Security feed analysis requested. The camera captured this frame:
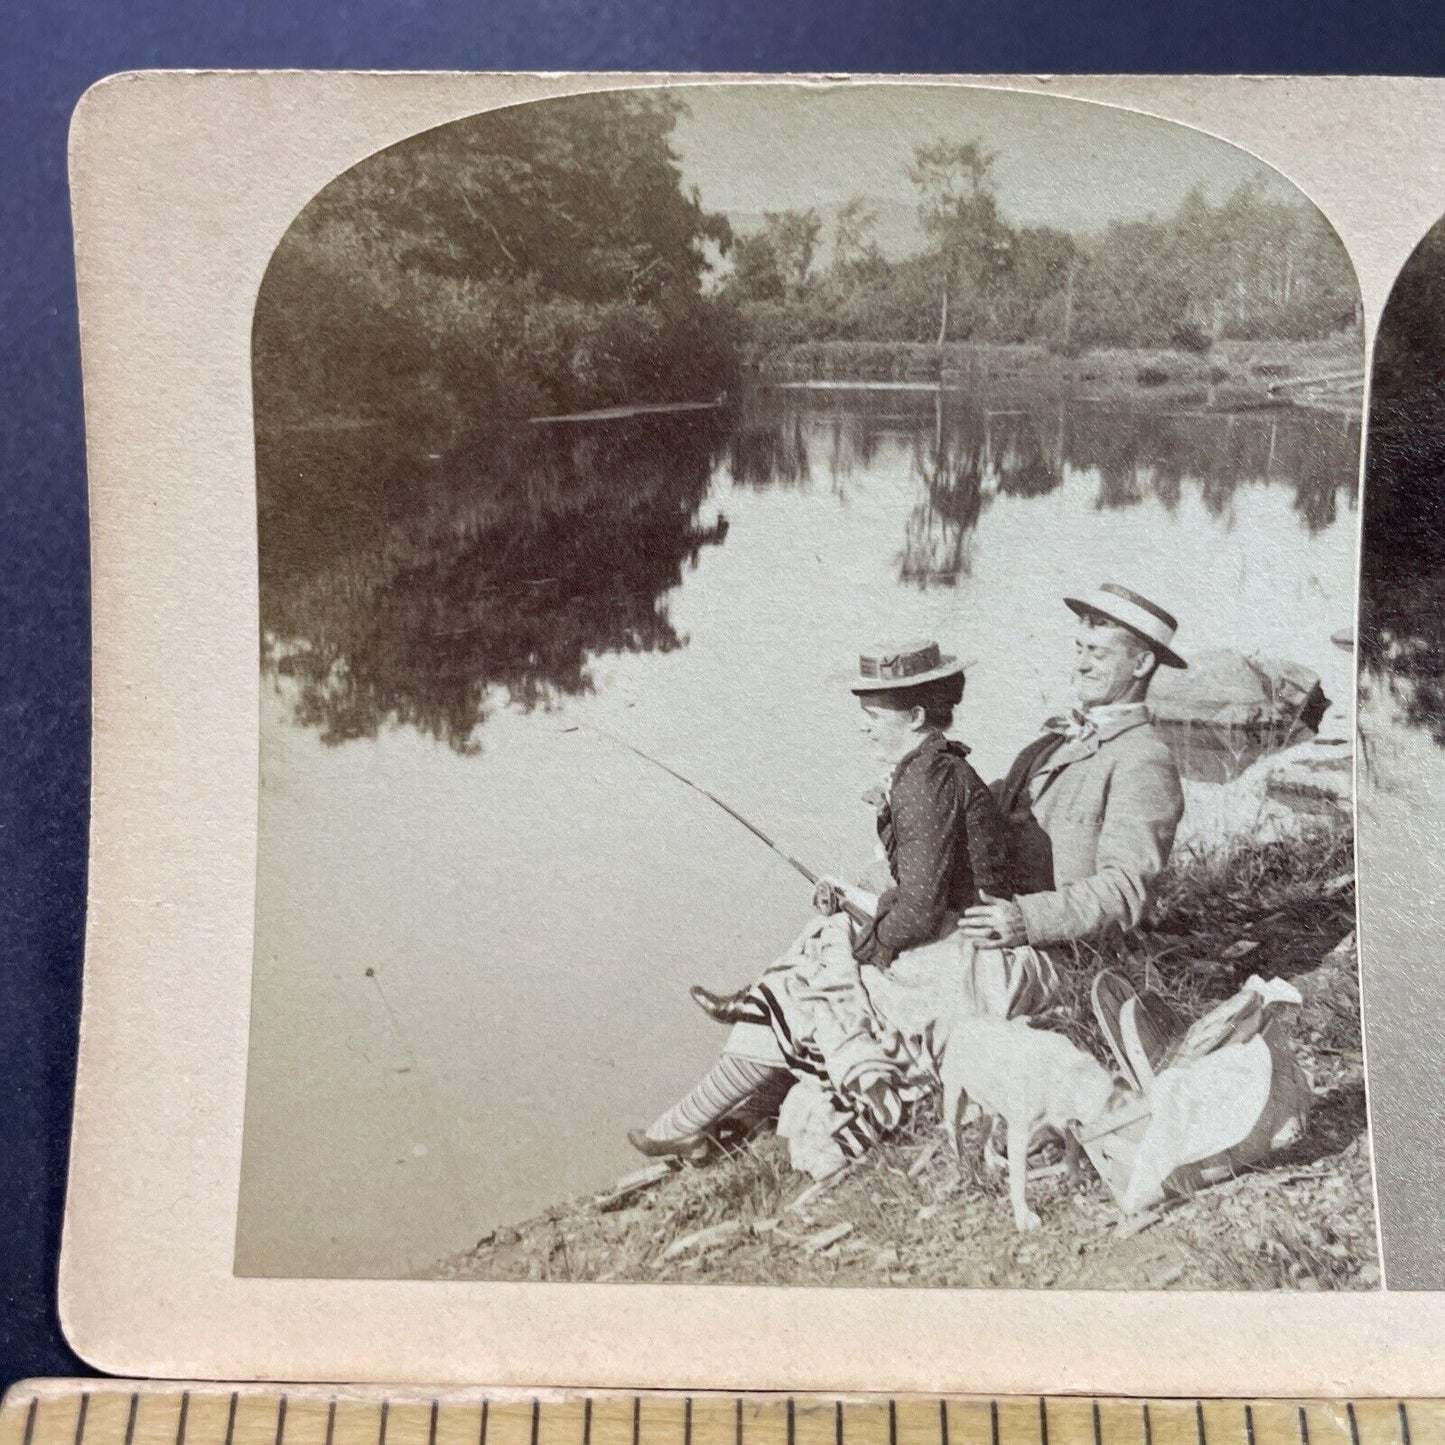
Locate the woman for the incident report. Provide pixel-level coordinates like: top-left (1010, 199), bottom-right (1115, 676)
top-left (629, 640), bottom-right (1054, 1165)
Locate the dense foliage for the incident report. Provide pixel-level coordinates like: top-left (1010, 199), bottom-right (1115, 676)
top-left (255, 91), bottom-right (739, 449)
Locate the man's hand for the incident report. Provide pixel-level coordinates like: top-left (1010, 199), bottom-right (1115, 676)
top-left (960, 891), bottom-right (1028, 948)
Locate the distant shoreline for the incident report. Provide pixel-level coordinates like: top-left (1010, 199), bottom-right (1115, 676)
top-left (752, 334), bottom-right (1363, 412)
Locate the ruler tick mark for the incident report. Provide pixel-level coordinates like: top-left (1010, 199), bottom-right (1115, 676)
top-left (1348, 1405), bottom-right (1361, 1445)
top-left (993, 1401), bottom-right (1002, 1445)
top-left (633, 1397), bottom-right (641, 1445)
top-left (326, 1402), bottom-right (337, 1445)
top-left (1297, 1409), bottom-right (1310, 1445)
top-left (123, 1396), bottom-right (138, 1445)
top-left (429, 1401), bottom-right (438, 1445)
top-left (583, 1399), bottom-right (592, 1445)
top-left (73, 1396), bottom-right (89, 1445)
top-left (1399, 1404), bottom-right (1412, 1445)
top-left (737, 1399), bottom-right (744, 1445)
top-left (1196, 1403), bottom-right (1208, 1445)
top-left (277, 1397), bottom-right (289, 1445)
top-left (1245, 1406), bottom-right (1256, 1445)
top-left (531, 1400), bottom-right (540, 1445)
top-left (685, 1399), bottom-right (693, 1445)
top-left (22, 1399), bottom-right (38, 1445)
top-left (481, 1400), bottom-right (489, 1445)
top-left (225, 1394), bottom-right (240, 1445)
top-left (1143, 1405), bottom-right (1152, 1445)
top-left (177, 1393), bottom-right (191, 1445)
top-left (1091, 1402), bottom-right (1101, 1445)
top-left (380, 1400), bottom-right (390, 1445)
top-left (940, 1399), bottom-right (949, 1445)
top-left (1040, 1399), bottom-right (1049, 1445)
top-left (789, 1400), bottom-right (796, 1445)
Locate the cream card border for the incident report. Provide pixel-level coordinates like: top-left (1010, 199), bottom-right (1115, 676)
top-left (63, 71), bottom-right (1441, 1390)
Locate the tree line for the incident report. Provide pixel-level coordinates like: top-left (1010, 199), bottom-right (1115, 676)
top-left (725, 142), bottom-right (1359, 359)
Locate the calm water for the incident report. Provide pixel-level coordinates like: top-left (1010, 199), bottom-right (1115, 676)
top-left (237, 385), bottom-right (1360, 1277)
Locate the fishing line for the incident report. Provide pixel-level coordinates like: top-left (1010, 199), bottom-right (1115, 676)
top-left (561, 720), bottom-right (872, 928)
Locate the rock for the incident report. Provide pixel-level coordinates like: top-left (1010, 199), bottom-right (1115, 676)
top-left (788, 1169), bottom-right (850, 1214)
top-left (1115, 1208), bottom-right (1164, 1240)
top-left (1151, 649), bottom-right (1327, 734)
top-left (803, 1222), bottom-right (854, 1255)
top-left (908, 1140), bottom-right (941, 1178)
top-left (595, 1162), bottom-right (674, 1211)
top-left (874, 1245), bottom-right (900, 1269)
top-left (660, 1221), bottom-right (743, 1263)
top-left (1262, 739), bottom-right (1352, 819)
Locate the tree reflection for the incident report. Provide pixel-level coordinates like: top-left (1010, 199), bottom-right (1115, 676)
top-left (262, 413), bottom-right (731, 750)
top-left (1360, 216), bottom-right (1445, 743)
top-left (899, 393), bottom-right (987, 587)
top-left (727, 408), bottom-right (811, 489)
top-left (989, 410), bottom-right (1063, 500)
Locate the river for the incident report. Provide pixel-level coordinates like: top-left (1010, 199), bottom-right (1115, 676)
top-left (236, 383), bottom-right (1360, 1278)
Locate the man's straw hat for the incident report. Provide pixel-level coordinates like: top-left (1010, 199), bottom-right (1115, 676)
top-left (1064, 583), bottom-right (1188, 670)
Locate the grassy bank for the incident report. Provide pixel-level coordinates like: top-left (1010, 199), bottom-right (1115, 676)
top-left (438, 821), bottom-right (1374, 1289)
top-left (755, 334), bottom-right (1361, 409)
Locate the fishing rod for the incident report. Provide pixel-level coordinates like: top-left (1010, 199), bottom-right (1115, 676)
top-left (565, 721), bottom-right (873, 929)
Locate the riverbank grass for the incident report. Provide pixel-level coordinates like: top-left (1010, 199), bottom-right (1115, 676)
top-left (439, 818), bottom-right (1371, 1290)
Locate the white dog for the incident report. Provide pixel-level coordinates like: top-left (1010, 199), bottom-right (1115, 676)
top-left (939, 1015), bottom-right (1119, 1232)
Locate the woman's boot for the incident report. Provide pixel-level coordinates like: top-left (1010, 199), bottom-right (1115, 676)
top-left (688, 983), bottom-right (757, 1025)
top-left (629, 1052), bottom-right (791, 1159)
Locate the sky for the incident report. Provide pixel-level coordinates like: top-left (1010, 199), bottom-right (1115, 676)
top-left (668, 83), bottom-right (1307, 257)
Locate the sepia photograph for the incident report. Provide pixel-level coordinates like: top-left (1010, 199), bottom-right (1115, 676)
top-left (1356, 210), bottom-right (1445, 1289)
top-left (233, 83), bottom-right (1376, 1289)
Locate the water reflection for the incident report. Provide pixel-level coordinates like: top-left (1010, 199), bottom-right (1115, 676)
top-left (1360, 418), bottom-right (1445, 744)
top-left (901, 394), bottom-right (989, 587)
top-left (261, 414), bottom-right (732, 750)
top-left (260, 386), bottom-right (1359, 750)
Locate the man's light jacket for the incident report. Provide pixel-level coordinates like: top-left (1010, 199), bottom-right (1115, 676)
top-left (999, 702), bottom-right (1186, 948)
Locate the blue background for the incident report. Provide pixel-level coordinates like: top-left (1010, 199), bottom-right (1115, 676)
top-left (5, 0), bottom-right (1445, 1386)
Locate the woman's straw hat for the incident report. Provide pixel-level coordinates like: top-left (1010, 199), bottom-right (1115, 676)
top-left (850, 640), bottom-right (966, 694)
top-left (1064, 583), bottom-right (1187, 670)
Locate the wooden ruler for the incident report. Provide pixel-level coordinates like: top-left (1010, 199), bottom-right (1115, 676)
top-left (0, 1386), bottom-right (1439, 1445)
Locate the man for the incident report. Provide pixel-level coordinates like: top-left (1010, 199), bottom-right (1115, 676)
top-left (960, 582), bottom-right (1187, 953)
